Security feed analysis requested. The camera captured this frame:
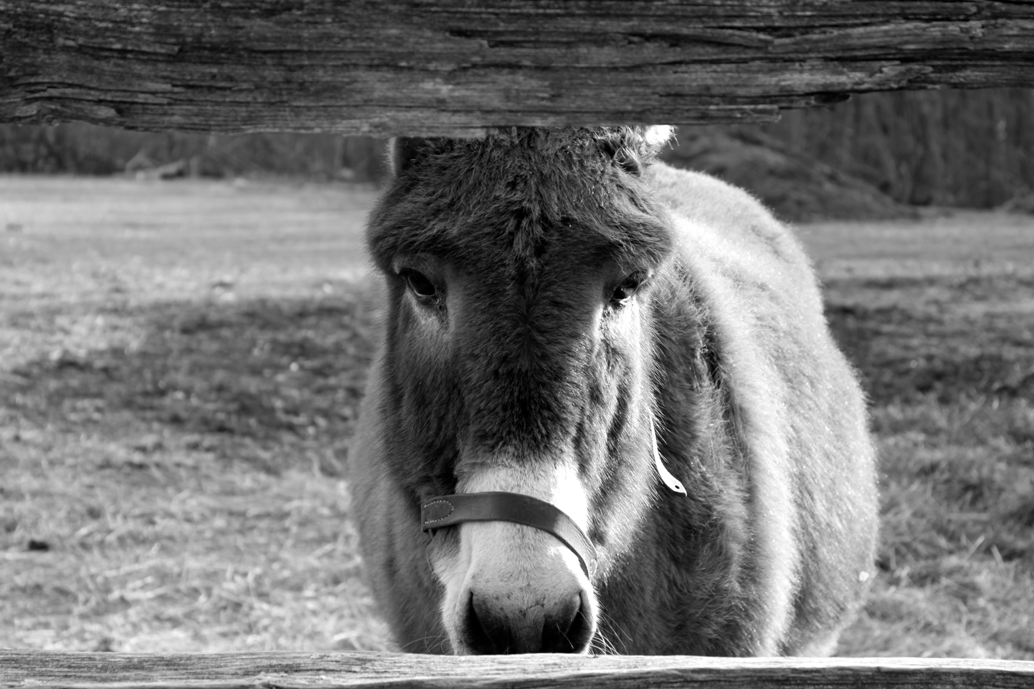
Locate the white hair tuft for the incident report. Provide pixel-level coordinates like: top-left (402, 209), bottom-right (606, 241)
top-left (644, 125), bottom-right (675, 150)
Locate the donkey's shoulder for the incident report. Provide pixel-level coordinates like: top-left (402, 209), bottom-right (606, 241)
top-left (646, 162), bottom-right (820, 310)
top-left (647, 162), bottom-right (805, 260)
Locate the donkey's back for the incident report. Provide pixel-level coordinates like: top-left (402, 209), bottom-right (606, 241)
top-left (639, 163), bottom-right (877, 655)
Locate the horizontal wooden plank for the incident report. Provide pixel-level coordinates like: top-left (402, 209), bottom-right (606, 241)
top-left (3, 1), bottom-right (1034, 134)
top-left (2, 651), bottom-right (1034, 689)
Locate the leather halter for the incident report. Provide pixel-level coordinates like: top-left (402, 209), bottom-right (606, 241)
top-left (421, 492), bottom-right (598, 578)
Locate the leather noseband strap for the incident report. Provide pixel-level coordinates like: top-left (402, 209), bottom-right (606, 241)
top-left (421, 492), bottom-right (598, 578)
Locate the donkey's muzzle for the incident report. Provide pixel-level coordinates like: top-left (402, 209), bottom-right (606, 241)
top-left (464, 589), bottom-right (592, 654)
top-left (420, 491), bottom-right (598, 578)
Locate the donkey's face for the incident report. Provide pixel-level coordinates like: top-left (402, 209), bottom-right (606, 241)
top-left (366, 128), bottom-right (674, 654)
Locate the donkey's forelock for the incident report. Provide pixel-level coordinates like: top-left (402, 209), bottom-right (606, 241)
top-left (388, 126), bottom-right (674, 178)
top-left (369, 127), bottom-right (676, 281)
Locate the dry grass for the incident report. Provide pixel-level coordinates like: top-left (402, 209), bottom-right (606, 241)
top-left (1, 177), bottom-right (389, 652)
top-left (803, 212), bottom-right (1034, 659)
top-left (2, 178), bottom-right (1033, 658)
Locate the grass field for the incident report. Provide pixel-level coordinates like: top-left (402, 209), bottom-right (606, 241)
top-left (2, 176), bottom-right (1032, 658)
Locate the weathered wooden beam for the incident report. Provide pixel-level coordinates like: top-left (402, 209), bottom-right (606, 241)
top-left (2, 1), bottom-right (1034, 135)
top-left (2, 651), bottom-right (1034, 689)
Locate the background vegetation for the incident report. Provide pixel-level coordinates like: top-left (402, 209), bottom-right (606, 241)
top-left (3, 90), bottom-right (1034, 211)
top-left (761, 89), bottom-right (1034, 208)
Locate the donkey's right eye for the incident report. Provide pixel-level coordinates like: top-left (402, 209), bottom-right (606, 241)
top-left (402, 269), bottom-right (438, 300)
top-left (610, 272), bottom-right (645, 307)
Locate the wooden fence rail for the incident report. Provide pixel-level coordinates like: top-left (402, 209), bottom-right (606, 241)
top-left (2, 651), bottom-right (1034, 689)
top-left (3, 1), bottom-right (1034, 135)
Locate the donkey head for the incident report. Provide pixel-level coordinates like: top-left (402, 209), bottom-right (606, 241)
top-left (366, 127), bottom-right (675, 654)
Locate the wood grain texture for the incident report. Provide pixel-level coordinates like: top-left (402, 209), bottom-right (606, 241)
top-left (2, 651), bottom-right (1034, 689)
top-left (3, 1), bottom-right (1034, 135)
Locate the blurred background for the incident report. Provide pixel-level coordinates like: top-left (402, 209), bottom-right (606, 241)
top-left (4, 89), bottom-right (1034, 220)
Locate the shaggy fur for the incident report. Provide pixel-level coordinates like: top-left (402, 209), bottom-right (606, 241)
top-left (350, 127), bottom-right (878, 655)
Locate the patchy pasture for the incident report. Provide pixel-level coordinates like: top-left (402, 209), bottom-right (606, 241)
top-left (1, 177), bottom-right (1032, 657)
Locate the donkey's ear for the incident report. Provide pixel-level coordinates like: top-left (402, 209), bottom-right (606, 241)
top-left (602, 126), bottom-right (675, 176)
top-left (388, 137), bottom-right (431, 175)
top-left (642, 125), bottom-right (675, 156)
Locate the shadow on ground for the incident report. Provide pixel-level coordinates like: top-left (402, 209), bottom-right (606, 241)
top-left (6, 295), bottom-right (379, 476)
top-left (825, 273), bottom-right (1034, 409)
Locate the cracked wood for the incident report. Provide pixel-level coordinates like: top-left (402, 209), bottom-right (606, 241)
top-left (2, 3), bottom-right (1034, 141)
top-left (3, 651), bottom-right (1034, 689)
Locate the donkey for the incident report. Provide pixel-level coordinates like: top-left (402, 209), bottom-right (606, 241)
top-left (350, 127), bottom-right (878, 656)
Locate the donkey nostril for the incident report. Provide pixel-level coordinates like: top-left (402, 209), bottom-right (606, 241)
top-left (542, 593), bottom-right (592, 653)
top-left (465, 592), bottom-right (519, 654)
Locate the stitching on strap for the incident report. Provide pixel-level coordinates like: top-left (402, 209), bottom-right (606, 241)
top-left (421, 499), bottom-right (455, 526)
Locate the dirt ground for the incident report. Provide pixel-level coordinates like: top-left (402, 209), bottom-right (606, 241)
top-left (2, 176), bottom-right (1032, 658)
